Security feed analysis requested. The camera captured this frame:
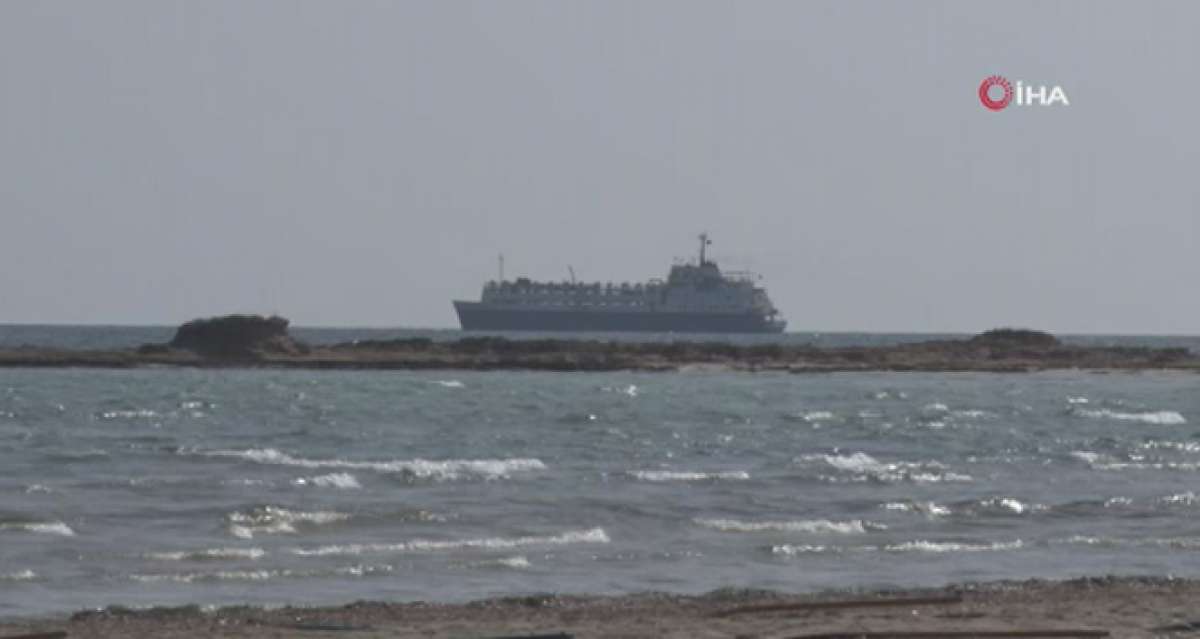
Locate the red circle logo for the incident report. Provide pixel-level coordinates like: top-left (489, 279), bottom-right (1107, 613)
top-left (978, 75), bottom-right (1013, 111)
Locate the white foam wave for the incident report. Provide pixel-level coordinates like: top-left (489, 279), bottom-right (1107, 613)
top-left (1070, 451), bottom-right (1107, 465)
top-left (432, 380), bottom-right (465, 388)
top-left (601, 384), bottom-right (639, 397)
top-left (801, 411), bottom-right (836, 422)
top-left (771, 544), bottom-right (834, 555)
top-left (289, 527), bottom-right (610, 557)
top-left (1073, 409), bottom-right (1186, 425)
top-left (885, 540), bottom-right (1024, 553)
top-left (628, 470), bottom-right (750, 482)
top-left (131, 563), bottom-right (395, 584)
top-left (293, 472), bottom-right (361, 489)
top-left (147, 547), bottom-right (266, 561)
top-left (805, 452), bottom-right (969, 483)
top-left (977, 497), bottom-right (1039, 515)
top-left (192, 448), bottom-right (545, 480)
top-left (131, 569), bottom-right (276, 583)
top-left (0, 569), bottom-right (36, 581)
top-left (1160, 492), bottom-right (1200, 505)
top-left (952, 409), bottom-right (991, 419)
top-left (99, 409), bottom-right (158, 420)
top-left (696, 518), bottom-right (880, 534)
top-left (0, 521), bottom-right (75, 536)
top-left (227, 506), bottom-right (349, 539)
top-left (883, 501), bottom-right (951, 517)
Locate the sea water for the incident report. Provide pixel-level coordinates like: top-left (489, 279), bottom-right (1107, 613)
top-left (0, 329), bottom-right (1198, 617)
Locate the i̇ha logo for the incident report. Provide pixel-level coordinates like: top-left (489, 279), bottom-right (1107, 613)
top-left (978, 75), bottom-right (1069, 111)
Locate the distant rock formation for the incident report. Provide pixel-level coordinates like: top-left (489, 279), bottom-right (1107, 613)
top-left (968, 328), bottom-right (1060, 349)
top-left (168, 314), bottom-right (307, 358)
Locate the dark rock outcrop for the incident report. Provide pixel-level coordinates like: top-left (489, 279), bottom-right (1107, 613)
top-left (968, 328), bottom-right (1060, 350)
top-left (168, 314), bottom-right (307, 358)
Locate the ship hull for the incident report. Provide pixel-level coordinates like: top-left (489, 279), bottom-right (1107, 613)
top-left (453, 302), bottom-right (785, 334)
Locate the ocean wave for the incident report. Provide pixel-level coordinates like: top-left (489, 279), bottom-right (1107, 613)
top-left (288, 527), bottom-right (609, 557)
top-left (952, 409), bottom-right (992, 419)
top-left (771, 544), bottom-right (835, 555)
top-left (885, 539), bottom-right (1024, 553)
top-left (1054, 535), bottom-right (1200, 550)
top-left (472, 555), bottom-right (532, 569)
top-left (0, 521), bottom-right (75, 536)
top-left (130, 563), bottom-right (394, 584)
top-left (131, 569), bottom-right (277, 583)
top-left (628, 470), bottom-right (750, 482)
top-left (883, 501), bottom-right (951, 517)
top-left (802, 452), bottom-right (970, 484)
top-left (227, 506), bottom-right (349, 539)
top-left (432, 380), bottom-right (464, 388)
top-left (801, 411), bottom-right (836, 422)
top-left (98, 409), bottom-right (158, 420)
top-left (696, 518), bottom-right (881, 534)
top-left (292, 472), bottom-right (361, 489)
top-left (146, 547), bottom-right (266, 561)
top-left (188, 448), bottom-right (546, 480)
top-left (1072, 408), bottom-right (1186, 425)
top-left (0, 569), bottom-right (36, 581)
top-left (967, 497), bottom-right (1043, 516)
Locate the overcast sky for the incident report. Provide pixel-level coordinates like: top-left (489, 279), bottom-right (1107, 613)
top-left (1, 1), bottom-right (1196, 333)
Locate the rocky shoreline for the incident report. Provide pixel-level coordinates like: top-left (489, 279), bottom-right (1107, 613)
top-left (0, 316), bottom-right (1195, 373)
top-left (1, 576), bottom-right (1196, 638)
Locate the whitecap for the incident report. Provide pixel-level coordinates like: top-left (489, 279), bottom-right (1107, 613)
top-left (696, 518), bottom-right (881, 534)
top-left (147, 547), bottom-right (266, 561)
top-left (923, 403), bottom-right (949, 412)
top-left (628, 470), bottom-right (750, 482)
top-left (885, 540), bottom-right (1023, 553)
top-left (801, 411), bottom-right (836, 422)
top-left (1070, 450), bottom-right (1108, 465)
top-left (771, 544), bottom-right (834, 555)
top-left (432, 380), bottom-right (465, 388)
top-left (99, 409), bottom-right (158, 420)
top-left (952, 409), bottom-right (991, 419)
top-left (131, 569), bottom-right (277, 583)
top-left (292, 473), bottom-right (361, 489)
top-left (190, 448), bottom-right (545, 481)
top-left (0, 569), bottom-right (36, 581)
top-left (1160, 492), bottom-right (1199, 505)
top-left (1073, 408), bottom-right (1186, 425)
top-left (0, 521), bottom-right (75, 536)
top-left (883, 501), bottom-right (951, 517)
top-left (289, 527), bottom-right (609, 557)
top-left (804, 452), bottom-right (968, 483)
top-left (227, 506), bottom-right (349, 539)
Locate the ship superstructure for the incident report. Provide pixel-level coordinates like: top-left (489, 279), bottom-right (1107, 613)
top-left (453, 235), bottom-right (786, 333)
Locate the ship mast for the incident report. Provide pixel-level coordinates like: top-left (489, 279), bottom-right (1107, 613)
top-left (698, 233), bottom-right (712, 266)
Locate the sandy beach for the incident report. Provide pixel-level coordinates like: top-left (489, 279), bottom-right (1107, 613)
top-left (2, 577), bottom-right (1197, 639)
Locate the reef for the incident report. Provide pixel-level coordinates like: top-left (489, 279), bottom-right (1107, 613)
top-left (0, 316), bottom-right (1194, 373)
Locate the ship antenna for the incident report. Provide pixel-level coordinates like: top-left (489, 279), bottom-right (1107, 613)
top-left (698, 232), bottom-right (711, 266)
top-left (568, 265), bottom-right (577, 284)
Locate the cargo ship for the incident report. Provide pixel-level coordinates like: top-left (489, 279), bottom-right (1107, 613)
top-left (453, 235), bottom-right (786, 333)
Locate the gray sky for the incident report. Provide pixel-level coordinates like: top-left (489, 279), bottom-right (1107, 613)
top-left (1, 1), bottom-right (1196, 333)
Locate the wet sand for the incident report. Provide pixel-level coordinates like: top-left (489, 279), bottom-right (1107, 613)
top-left (3, 577), bottom-right (1198, 639)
